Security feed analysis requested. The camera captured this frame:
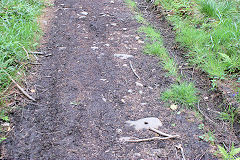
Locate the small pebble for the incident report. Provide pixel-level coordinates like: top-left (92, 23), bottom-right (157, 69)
top-left (91, 46), bottom-right (99, 50)
top-left (128, 89), bottom-right (133, 93)
top-left (111, 23), bottom-right (117, 26)
top-left (170, 104), bottom-right (178, 110)
top-left (81, 11), bottom-right (88, 15)
top-left (135, 36), bottom-right (140, 40)
top-left (136, 82), bottom-right (143, 87)
top-left (116, 128), bottom-right (122, 134)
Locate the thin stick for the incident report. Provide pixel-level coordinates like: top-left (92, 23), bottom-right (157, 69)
top-left (2, 70), bottom-right (36, 101)
top-left (30, 52), bottom-right (45, 55)
top-left (22, 46), bottom-right (30, 59)
top-left (197, 100), bottom-right (217, 126)
top-left (149, 127), bottom-right (180, 138)
top-left (129, 61), bottom-right (140, 79)
top-left (127, 136), bottom-right (179, 142)
top-left (176, 144), bottom-right (186, 160)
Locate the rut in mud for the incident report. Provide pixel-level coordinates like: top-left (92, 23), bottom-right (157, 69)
top-left (2, 0), bottom-right (235, 159)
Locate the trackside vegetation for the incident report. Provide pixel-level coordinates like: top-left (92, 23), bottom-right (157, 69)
top-left (154, 0), bottom-right (240, 80)
top-left (0, 0), bottom-right (45, 141)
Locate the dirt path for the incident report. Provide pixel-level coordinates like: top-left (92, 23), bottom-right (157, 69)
top-left (2, 0), bottom-right (222, 159)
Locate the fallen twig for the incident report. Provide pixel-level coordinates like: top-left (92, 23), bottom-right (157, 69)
top-left (127, 136), bottom-right (178, 142)
top-left (44, 53), bottom-right (52, 57)
top-left (129, 61), bottom-right (140, 79)
top-left (2, 70), bottom-right (36, 101)
top-left (30, 51), bottom-right (45, 55)
top-left (176, 144), bottom-right (186, 160)
top-left (149, 127), bottom-right (180, 138)
top-left (22, 46), bottom-right (30, 59)
top-left (197, 100), bottom-right (217, 126)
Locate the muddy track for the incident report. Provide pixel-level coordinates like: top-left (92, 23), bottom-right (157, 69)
top-left (1, 0), bottom-right (234, 159)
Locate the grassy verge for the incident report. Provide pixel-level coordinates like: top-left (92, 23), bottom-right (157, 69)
top-left (0, 0), bottom-right (46, 142)
top-left (154, 0), bottom-right (240, 81)
top-left (125, 0), bottom-right (199, 107)
top-left (153, 0), bottom-right (240, 157)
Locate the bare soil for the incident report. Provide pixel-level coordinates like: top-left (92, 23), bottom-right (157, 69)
top-left (1, 0), bottom-right (239, 159)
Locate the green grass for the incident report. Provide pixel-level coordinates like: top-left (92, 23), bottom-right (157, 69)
top-left (156, 0), bottom-right (240, 79)
top-left (138, 26), bottom-right (162, 41)
top-left (135, 14), bottom-right (148, 24)
top-left (161, 82), bottom-right (199, 107)
top-left (216, 143), bottom-right (240, 160)
top-left (139, 26), bottom-right (178, 77)
top-left (0, 0), bottom-right (45, 142)
top-left (125, 0), bottom-right (137, 10)
top-left (0, 0), bottom-right (44, 93)
top-left (217, 105), bottom-right (236, 128)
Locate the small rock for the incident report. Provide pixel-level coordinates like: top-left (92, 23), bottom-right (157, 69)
top-left (170, 104), bottom-right (178, 110)
top-left (121, 99), bottom-right (125, 103)
top-left (111, 23), bottom-right (117, 26)
top-left (81, 11), bottom-right (88, 15)
top-left (119, 137), bottom-right (132, 142)
top-left (116, 128), bottom-right (122, 134)
top-left (136, 82), bottom-right (143, 87)
top-left (128, 89), bottom-right (133, 93)
top-left (133, 153), bottom-right (141, 158)
top-left (123, 64), bottom-right (128, 67)
top-left (104, 44), bottom-right (110, 47)
top-left (140, 103), bottom-right (147, 105)
top-left (148, 86), bottom-right (154, 89)
top-left (79, 16), bottom-right (86, 19)
top-left (59, 47), bottom-right (67, 50)
top-left (204, 96), bottom-right (209, 100)
top-left (91, 46), bottom-right (99, 50)
top-left (110, 0), bottom-right (114, 3)
top-left (102, 97), bottom-right (107, 102)
top-left (138, 40), bottom-right (144, 44)
top-left (100, 79), bottom-right (107, 81)
top-left (114, 54), bottom-right (133, 59)
top-left (139, 90), bottom-right (143, 94)
top-left (126, 117), bottom-right (162, 130)
top-left (122, 28), bottom-right (127, 31)
top-left (135, 36), bottom-right (140, 40)
top-left (2, 122), bottom-right (10, 127)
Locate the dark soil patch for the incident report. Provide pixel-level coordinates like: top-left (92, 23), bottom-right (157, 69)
top-left (1, 0), bottom-right (238, 159)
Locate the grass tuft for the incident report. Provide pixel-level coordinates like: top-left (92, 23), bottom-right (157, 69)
top-left (124, 0), bottom-right (137, 10)
top-left (161, 82), bottom-right (198, 107)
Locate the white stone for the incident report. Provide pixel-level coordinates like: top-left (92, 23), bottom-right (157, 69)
top-left (126, 117), bottom-right (162, 130)
top-left (128, 89), bottom-right (133, 93)
top-left (81, 11), bottom-right (88, 15)
top-left (119, 136), bottom-right (132, 142)
top-left (91, 46), bottom-right (99, 50)
top-left (111, 23), bottom-right (117, 26)
top-left (136, 82), bottom-right (143, 87)
top-left (114, 54), bottom-right (133, 59)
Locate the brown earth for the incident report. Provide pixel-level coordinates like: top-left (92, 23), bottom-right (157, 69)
top-left (1, 0), bottom-right (239, 159)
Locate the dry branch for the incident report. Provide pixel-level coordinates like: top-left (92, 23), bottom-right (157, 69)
top-left (129, 61), bottom-right (140, 79)
top-left (176, 144), bottom-right (186, 160)
top-left (2, 70), bottom-right (36, 101)
top-left (127, 136), bottom-right (178, 142)
top-left (149, 127), bottom-right (180, 138)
